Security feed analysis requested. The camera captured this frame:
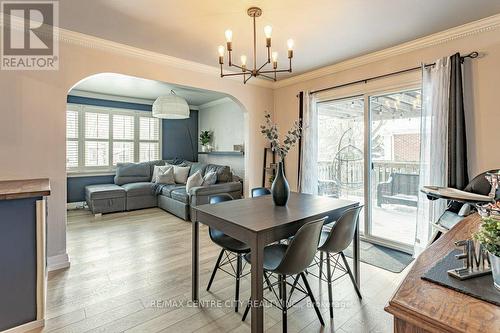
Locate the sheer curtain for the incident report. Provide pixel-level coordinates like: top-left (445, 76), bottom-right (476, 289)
top-left (298, 92), bottom-right (318, 194)
top-left (414, 57), bottom-right (451, 256)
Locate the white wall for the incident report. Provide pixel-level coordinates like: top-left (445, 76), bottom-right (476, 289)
top-left (198, 98), bottom-right (246, 178)
top-left (198, 97), bottom-right (245, 151)
top-left (0, 31), bottom-right (274, 267)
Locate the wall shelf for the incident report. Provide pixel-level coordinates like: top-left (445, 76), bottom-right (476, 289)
top-left (198, 151), bottom-right (244, 156)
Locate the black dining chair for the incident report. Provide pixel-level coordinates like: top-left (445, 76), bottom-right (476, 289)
top-left (316, 206), bottom-right (363, 318)
top-left (206, 194), bottom-right (250, 312)
top-left (242, 217), bottom-right (327, 333)
top-left (251, 187), bottom-right (271, 197)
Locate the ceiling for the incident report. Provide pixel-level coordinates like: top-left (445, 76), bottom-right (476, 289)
top-left (56, 0), bottom-right (500, 78)
top-left (71, 73), bottom-right (228, 106)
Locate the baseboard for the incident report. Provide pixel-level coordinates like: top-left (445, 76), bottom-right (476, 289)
top-left (47, 253), bottom-right (71, 272)
top-left (1, 319), bottom-right (44, 333)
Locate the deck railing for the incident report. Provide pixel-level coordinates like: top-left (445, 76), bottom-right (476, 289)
top-left (317, 160), bottom-right (420, 196)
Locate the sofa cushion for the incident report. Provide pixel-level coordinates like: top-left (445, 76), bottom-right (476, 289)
top-left (202, 171), bottom-right (217, 186)
top-left (156, 166), bottom-right (175, 184)
top-left (152, 164), bottom-right (171, 182)
top-left (121, 182), bottom-right (154, 197)
top-left (172, 165), bottom-right (191, 184)
top-left (171, 188), bottom-right (189, 204)
top-left (189, 162), bottom-right (207, 177)
top-left (205, 164), bottom-right (232, 183)
top-left (146, 160), bottom-right (166, 176)
top-left (86, 184), bottom-right (125, 200)
top-left (186, 171), bottom-right (203, 192)
top-left (160, 185), bottom-right (185, 197)
top-left (114, 162), bottom-right (151, 185)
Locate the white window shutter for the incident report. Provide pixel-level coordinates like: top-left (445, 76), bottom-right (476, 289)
top-left (113, 114), bottom-right (134, 140)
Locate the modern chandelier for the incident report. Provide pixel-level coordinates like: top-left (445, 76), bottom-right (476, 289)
top-left (217, 7), bottom-right (294, 84)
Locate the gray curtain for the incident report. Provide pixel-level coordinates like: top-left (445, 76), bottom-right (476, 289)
top-left (447, 53), bottom-right (469, 189)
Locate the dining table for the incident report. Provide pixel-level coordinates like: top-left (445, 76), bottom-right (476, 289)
top-left (191, 192), bottom-right (360, 333)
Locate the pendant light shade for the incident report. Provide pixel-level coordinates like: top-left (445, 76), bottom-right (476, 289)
top-left (152, 91), bottom-right (190, 119)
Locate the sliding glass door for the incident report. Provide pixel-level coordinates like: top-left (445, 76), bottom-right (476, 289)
top-left (316, 88), bottom-right (421, 252)
top-left (317, 96), bottom-right (365, 234)
top-left (368, 89), bottom-right (421, 250)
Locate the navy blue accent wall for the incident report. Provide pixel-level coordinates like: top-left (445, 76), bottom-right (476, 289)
top-left (0, 197), bottom-right (38, 331)
top-left (67, 175), bottom-right (115, 203)
top-left (67, 95), bottom-right (152, 111)
top-left (66, 96), bottom-right (199, 202)
top-left (162, 110), bottom-right (198, 162)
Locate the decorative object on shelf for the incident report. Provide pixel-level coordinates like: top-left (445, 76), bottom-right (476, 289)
top-left (152, 90), bottom-right (190, 119)
top-left (447, 239), bottom-right (491, 280)
top-left (199, 130), bottom-right (212, 152)
top-left (260, 112), bottom-right (301, 206)
top-left (474, 217), bottom-right (500, 290)
top-left (233, 144), bottom-right (244, 152)
top-left (217, 6), bottom-right (294, 84)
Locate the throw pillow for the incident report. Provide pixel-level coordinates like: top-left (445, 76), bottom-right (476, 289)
top-left (186, 170), bottom-right (203, 192)
top-left (173, 165), bottom-right (191, 184)
top-left (152, 165), bottom-right (169, 182)
top-left (202, 171), bottom-right (217, 186)
top-left (156, 166), bottom-right (175, 184)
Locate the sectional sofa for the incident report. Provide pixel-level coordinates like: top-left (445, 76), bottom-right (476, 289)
top-left (85, 159), bottom-right (242, 220)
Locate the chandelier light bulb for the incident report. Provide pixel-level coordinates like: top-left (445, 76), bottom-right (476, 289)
top-left (225, 29), bottom-right (233, 42)
top-left (287, 39), bottom-right (294, 50)
top-left (272, 51), bottom-right (278, 62)
top-left (218, 45), bottom-right (225, 57)
top-left (240, 55), bottom-right (247, 67)
top-left (264, 25), bottom-right (273, 38)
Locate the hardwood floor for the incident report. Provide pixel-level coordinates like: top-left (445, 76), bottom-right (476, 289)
top-left (31, 208), bottom-right (408, 333)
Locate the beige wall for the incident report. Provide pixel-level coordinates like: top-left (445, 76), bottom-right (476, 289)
top-left (274, 28), bottom-right (500, 191)
top-left (0, 40), bottom-right (273, 263)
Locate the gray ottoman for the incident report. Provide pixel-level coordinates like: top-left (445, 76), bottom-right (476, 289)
top-left (85, 184), bottom-right (126, 215)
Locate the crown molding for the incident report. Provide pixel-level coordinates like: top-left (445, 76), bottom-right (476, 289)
top-left (0, 13), bottom-right (274, 89)
top-left (3, 12), bottom-right (500, 91)
top-left (274, 13), bottom-right (500, 89)
top-left (198, 97), bottom-right (234, 109)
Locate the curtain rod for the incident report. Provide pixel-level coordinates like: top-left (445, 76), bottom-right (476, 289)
top-left (309, 51), bottom-right (479, 95)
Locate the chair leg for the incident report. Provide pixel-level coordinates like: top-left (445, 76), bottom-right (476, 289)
top-left (264, 271), bottom-right (273, 292)
top-left (326, 252), bottom-right (334, 318)
top-left (242, 271), bottom-right (272, 321)
top-left (235, 254), bottom-right (242, 312)
top-left (281, 274), bottom-right (287, 333)
top-left (301, 272), bottom-right (325, 326)
top-left (242, 300), bottom-right (250, 321)
top-left (207, 249), bottom-right (224, 291)
top-left (340, 252), bottom-right (362, 299)
top-left (319, 251), bottom-right (324, 281)
top-left (288, 274), bottom-right (300, 297)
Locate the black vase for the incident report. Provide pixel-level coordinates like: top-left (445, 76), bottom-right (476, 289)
top-left (271, 162), bottom-right (290, 206)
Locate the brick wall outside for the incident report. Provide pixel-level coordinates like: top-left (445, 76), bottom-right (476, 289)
top-left (393, 133), bottom-right (420, 162)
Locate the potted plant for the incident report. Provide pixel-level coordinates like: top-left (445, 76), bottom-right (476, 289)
top-left (474, 216), bottom-right (500, 291)
top-left (199, 130), bottom-right (212, 152)
top-left (260, 112), bottom-right (302, 206)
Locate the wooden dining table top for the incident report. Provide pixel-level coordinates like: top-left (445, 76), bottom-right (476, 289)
top-left (193, 192), bottom-right (358, 233)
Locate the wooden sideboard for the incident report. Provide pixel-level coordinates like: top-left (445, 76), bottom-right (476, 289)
top-left (385, 213), bottom-right (500, 332)
top-left (0, 179), bottom-right (50, 333)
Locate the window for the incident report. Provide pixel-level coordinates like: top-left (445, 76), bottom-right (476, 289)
top-left (66, 104), bottom-right (161, 172)
top-left (139, 117), bottom-right (160, 162)
top-left (66, 110), bottom-right (79, 168)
